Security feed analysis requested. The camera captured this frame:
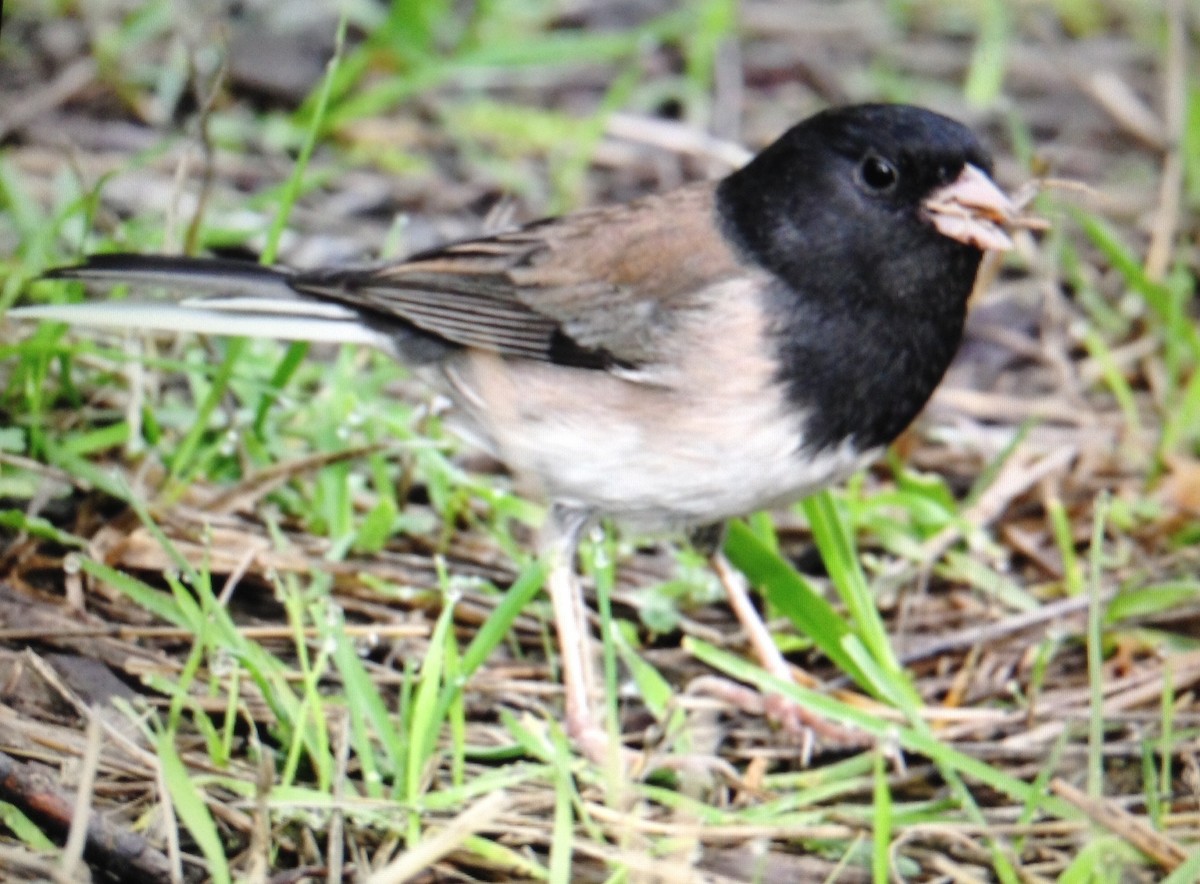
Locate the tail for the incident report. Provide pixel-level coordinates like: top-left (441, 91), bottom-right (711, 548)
top-left (10, 254), bottom-right (390, 349)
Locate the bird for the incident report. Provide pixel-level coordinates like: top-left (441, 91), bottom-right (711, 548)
top-left (12, 103), bottom-right (1038, 763)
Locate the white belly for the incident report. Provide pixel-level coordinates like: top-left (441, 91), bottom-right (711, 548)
top-left (437, 278), bottom-right (878, 528)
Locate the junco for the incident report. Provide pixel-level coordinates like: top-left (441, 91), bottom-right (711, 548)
top-left (13, 103), bottom-right (1037, 762)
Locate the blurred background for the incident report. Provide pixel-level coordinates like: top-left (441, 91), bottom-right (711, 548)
top-left (0, 2), bottom-right (1197, 882)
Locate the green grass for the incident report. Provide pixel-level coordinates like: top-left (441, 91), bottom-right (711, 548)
top-left (2, 0), bottom-right (1199, 880)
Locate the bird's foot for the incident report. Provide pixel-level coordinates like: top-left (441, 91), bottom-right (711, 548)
top-left (688, 675), bottom-right (870, 764)
top-left (564, 712), bottom-right (622, 767)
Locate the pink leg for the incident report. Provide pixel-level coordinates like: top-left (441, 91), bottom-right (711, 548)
top-left (542, 505), bottom-right (612, 763)
top-left (710, 552), bottom-right (870, 754)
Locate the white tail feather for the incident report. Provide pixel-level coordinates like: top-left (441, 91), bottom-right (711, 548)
top-left (7, 301), bottom-right (388, 348)
top-left (178, 296), bottom-right (360, 319)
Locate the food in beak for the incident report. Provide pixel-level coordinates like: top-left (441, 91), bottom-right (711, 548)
top-left (923, 163), bottom-right (1035, 252)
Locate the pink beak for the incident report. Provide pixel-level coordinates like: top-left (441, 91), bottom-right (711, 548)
top-left (922, 164), bottom-right (1019, 252)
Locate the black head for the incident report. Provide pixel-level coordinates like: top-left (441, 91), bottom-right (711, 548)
top-left (716, 104), bottom-right (1004, 453)
top-left (716, 103), bottom-right (994, 311)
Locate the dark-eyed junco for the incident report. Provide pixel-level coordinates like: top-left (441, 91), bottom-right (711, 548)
top-left (13, 103), bottom-right (1038, 762)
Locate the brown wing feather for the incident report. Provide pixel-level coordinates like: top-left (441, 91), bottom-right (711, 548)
top-left (289, 182), bottom-right (747, 367)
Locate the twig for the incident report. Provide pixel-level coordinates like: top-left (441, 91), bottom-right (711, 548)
top-left (365, 790), bottom-right (510, 884)
top-left (0, 750), bottom-right (177, 884)
top-left (0, 58), bottom-right (98, 139)
top-left (58, 713), bottom-right (103, 883)
top-left (1051, 777), bottom-right (1188, 871)
top-left (1144, 0), bottom-right (1188, 282)
top-left (895, 589), bottom-right (1110, 665)
top-left (0, 622), bottom-right (426, 644)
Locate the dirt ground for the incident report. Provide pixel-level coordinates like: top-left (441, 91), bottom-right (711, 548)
top-left (0, 1), bottom-right (1198, 882)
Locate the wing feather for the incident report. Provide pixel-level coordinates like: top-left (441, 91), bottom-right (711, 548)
top-left (286, 182), bottom-right (744, 367)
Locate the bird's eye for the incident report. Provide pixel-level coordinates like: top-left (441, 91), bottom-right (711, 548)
top-left (857, 155), bottom-right (898, 192)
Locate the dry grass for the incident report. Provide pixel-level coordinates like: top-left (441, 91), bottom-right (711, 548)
top-left (1, 1), bottom-right (1198, 881)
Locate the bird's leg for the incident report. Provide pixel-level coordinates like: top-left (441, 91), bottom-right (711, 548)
top-left (692, 524), bottom-right (870, 755)
top-left (543, 504), bottom-right (611, 762)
